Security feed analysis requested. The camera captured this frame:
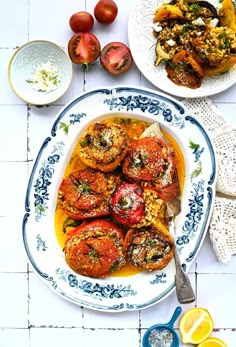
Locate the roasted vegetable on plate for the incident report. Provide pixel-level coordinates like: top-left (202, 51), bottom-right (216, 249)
top-left (153, 0), bottom-right (236, 89)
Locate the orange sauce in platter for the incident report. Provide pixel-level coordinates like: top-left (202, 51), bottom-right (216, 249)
top-left (54, 117), bottom-right (185, 277)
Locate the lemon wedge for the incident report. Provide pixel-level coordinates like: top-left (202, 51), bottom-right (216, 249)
top-left (197, 336), bottom-right (228, 347)
top-left (197, 337), bottom-right (227, 347)
top-left (179, 307), bottom-right (213, 344)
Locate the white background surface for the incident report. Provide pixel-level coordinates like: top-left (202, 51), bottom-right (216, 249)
top-left (0, 0), bottom-right (236, 346)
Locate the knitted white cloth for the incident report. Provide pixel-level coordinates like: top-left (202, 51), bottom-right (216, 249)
top-left (182, 98), bottom-right (236, 263)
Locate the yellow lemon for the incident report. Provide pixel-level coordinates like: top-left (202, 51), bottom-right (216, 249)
top-left (179, 307), bottom-right (213, 344)
top-left (197, 336), bottom-right (228, 347)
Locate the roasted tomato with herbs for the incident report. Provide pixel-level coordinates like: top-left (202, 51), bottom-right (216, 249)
top-left (94, 0), bottom-right (118, 25)
top-left (100, 42), bottom-right (133, 75)
top-left (78, 122), bottom-right (129, 172)
top-left (122, 137), bottom-right (165, 181)
top-left (64, 219), bottom-right (126, 278)
top-left (124, 223), bottom-right (175, 271)
top-left (58, 168), bottom-right (113, 220)
top-left (145, 138), bottom-right (177, 192)
top-left (69, 11), bottom-right (94, 33)
top-left (68, 32), bottom-right (101, 66)
top-left (109, 182), bottom-right (145, 226)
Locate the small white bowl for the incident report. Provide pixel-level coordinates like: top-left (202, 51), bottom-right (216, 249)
top-left (8, 40), bottom-right (73, 105)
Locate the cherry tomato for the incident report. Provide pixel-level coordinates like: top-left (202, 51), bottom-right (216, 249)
top-left (68, 32), bottom-right (101, 66)
top-left (94, 0), bottom-right (118, 25)
top-left (100, 42), bottom-right (133, 75)
top-left (69, 11), bottom-right (94, 33)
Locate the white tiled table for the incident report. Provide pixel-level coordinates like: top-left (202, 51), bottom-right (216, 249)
top-left (0, 0), bottom-right (236, 346)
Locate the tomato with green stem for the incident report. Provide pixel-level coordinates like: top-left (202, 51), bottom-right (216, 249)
top-left (68, 32), bottom-right (101, 69)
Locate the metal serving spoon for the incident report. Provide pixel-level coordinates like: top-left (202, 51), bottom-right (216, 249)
top-left (166, 201), bottom-right (195, 304)
top-left (141, 123), bottom-right (195, 304)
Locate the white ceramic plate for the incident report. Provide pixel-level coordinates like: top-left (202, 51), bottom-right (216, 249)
top-left (23, 86), bottom-right (216, 311)
top-left (128, 0), bottom-right (236, 98)
top-left (8, 40), bottom-right (73, 105)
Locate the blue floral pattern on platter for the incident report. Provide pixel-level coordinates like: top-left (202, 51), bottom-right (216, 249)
top-left (55, 270), bottom-right (137, 299)
top-left (104, 95), bottom-right (185, 129)
top-left (22, 86), bottom-right (217, 312)
top-left (36, 234), bottom-right (47, 251)
top-left (150, 272), bottom-right (167, 285)
top-left (177, 180), bottom-right (205, 255)
top-left (33, 141), bottom-right (64, 221)
top-left (189, 140), bottom-right (204, 162)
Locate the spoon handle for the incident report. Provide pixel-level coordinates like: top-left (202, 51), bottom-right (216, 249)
top-left (174, 245), bottom-right (195, 304)
top-left (168, 220), bottom-right (195, 304)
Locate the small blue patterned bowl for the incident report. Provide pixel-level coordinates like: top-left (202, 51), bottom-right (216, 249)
top-left (8, 40), bottom-right (73, 105)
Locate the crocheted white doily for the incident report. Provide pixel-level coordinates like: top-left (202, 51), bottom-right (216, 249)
top-left (182, 98), bottom-right (236, 263)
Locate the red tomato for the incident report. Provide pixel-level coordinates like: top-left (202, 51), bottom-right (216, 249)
top-left (59, 169), bottom-right (110, 220)
top-left (68, 32), bottom-right (101, 66)
top-left (122, 137), bottom-right (164, 181)
top-left (109, 182), bottom-right (145, 226)
top-left (64, 219), bottom-right (125, 278)
top-left (94, 0), bottom-right (118, 25)
top-left (69, 11), bottom-right (94, 33)
top-left (100, 42), bottom-right (133, 75)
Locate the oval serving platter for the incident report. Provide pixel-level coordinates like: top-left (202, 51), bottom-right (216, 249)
top-left (23, 86), bottom-right (216, 312)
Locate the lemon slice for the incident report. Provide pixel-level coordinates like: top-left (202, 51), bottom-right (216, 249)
top-left (179, 308), bottom-right (213, 344)
top-left (197, 337), bottom-right (228, 347)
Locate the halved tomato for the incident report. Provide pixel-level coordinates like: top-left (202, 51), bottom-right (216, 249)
top-left (68, 32), bottom-right (101, 66)
top-left (100, 42), bottom-right (133, 75)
